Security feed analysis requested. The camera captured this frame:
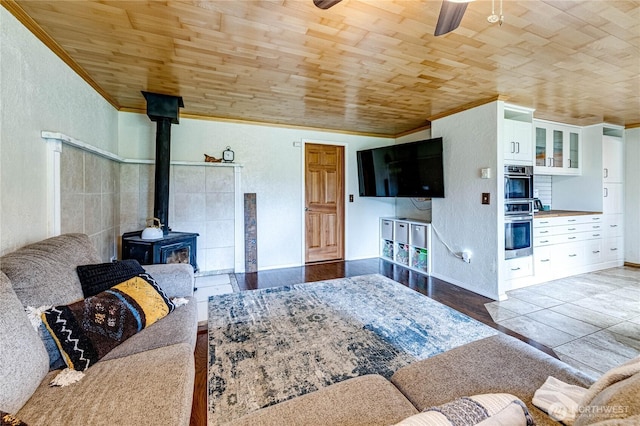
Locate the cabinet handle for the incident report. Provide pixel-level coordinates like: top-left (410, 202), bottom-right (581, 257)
top-left (610, 224), bottom-right (618, 228)
top-left (568, 227), bottom-right (576, 231)
top-left (568, 219), bottom-right (577, 222)
top-left (611, 248), bottom-right (618, 251)
top-left (593, 250), bottom-right (600, 254)
top-left (511, 141), bottom-right (516, 153)
top-left (540, 221), bottom-right (549, 224)
top-left (541, 259), bottom-right (550, 263)
top-left (604, 168), bottom-right (609, 178)
top-left (568, 237), bottom-right (577, 240)
top-left (604, 188), bottom-right (609, 197)
top-left (541, 240), bottom-right (549, 243)
top-left (592, 217), bottom-right (601, 221)
top-left (511, 267), bottom-right (521, 271)
top-left (540, 230), bottom-right (549, 234)
top-left (569, 254), bottom-right (577, 257)
top-left (592, 234), bottom-right (600, 237)
top-left (592, 226), bottom-right (600, 229)
top-left (516, 142), bottom-right (520, 153)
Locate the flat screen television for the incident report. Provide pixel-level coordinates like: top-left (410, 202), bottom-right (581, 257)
top-left (357, 137), bottom-right (445, 198)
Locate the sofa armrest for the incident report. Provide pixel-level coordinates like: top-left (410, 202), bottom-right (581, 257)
top-left (143, 264), bottom-right (194, 298)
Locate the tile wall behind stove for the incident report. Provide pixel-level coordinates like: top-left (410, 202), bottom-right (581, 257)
top-left (60, 145), bottom-right (120, 262)
top-left (119, 163), bottom-right (235, 273)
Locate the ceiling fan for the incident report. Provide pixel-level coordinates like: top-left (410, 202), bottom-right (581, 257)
top-left (313, 0), bottom-right (488, 37)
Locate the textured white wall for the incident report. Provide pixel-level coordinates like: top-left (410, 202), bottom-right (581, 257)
top-left (117, 112), bottom-right (394, 270)
top-left (0, 9), bottom-right (118, 255)
top-left (431, 102), bottom-right (501, 299)
top-left (625, 128), bottom-right (640, 264)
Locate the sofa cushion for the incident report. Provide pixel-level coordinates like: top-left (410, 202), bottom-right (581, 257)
top-left (42, 274), bottom-right (175, 371)
top-left (0, 272), bottom-right (49, 414)
top-left (15, 343), bottom-right (195, 426)
top-left (76, 259), bottom-right (146, 297)
top-left (0, 234), bottom-right (101, 307)
top-left (226, 374), bottom-right (419, 426)
top-left (390, 334), bottom-right (594, 426)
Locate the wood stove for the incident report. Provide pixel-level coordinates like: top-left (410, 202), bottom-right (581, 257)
top-left (122, 231), bottom-right (198, 272)
top-left (121, 91), bottom-right (199, 272)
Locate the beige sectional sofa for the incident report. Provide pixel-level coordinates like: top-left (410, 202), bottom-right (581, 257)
top-left (0, 234), bottom-right (197, 425)
top-left (227, 325), bottom-right (639, 426)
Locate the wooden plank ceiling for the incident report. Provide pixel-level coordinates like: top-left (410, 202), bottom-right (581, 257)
top-left (7, 0), bottom-right (640, 136)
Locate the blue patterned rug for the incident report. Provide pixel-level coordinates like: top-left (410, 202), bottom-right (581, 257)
top-left (208, 274), bottom-right (497, 424)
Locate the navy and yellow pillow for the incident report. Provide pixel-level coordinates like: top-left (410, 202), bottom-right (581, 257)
top-left (41, 273), bottom-right (174, 371)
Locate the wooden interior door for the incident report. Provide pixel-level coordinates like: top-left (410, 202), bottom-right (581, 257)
top-left (305, 143), bottom-right (344, 263)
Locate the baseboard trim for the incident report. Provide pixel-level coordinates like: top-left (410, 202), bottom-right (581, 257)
top-left (624, 262), bottom-right (640, 268)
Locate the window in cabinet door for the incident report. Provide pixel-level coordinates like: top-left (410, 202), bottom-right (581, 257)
top-left (569, 132), bottom-right (579, 169)
top-left (553, 129), bottom-right (564, 167)
top-left (536, 127), bottom-right (547, 166)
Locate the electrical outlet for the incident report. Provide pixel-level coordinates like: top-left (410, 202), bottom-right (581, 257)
top-left (349, 194), bottom-right (354, 202)
top-left (462, 250), bottom-right (472, 263)
top-left (482, 193), bottom-right (490, 205)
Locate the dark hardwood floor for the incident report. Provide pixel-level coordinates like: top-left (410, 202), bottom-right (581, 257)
top-left (190, 258), bottom-right (555, 425)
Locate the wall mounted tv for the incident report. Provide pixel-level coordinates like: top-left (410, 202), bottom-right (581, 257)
top-left (357, 137), bottom-right (445, 198)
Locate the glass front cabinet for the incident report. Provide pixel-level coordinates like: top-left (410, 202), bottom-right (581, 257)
top-left (534, 120), bottom-right (581, 175)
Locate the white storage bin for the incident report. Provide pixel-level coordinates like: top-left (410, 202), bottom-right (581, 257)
top-left (394, 221), bottom-right (409, 244)
top-left (381, 220), bottom-right (394, 240)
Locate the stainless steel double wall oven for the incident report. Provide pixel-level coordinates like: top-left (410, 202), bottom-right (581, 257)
top-left (504, 165), bottom-right (534, 259)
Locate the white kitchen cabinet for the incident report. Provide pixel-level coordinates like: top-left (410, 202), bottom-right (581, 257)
top-left (380, 218), bottom-right (431, 275)
top-left (503, 105), bottom-right (534, 165)
top-left (603, 135), bottom-right (624, 183)
top-left (530, 214), bottom-right (612, 282)
top-left (504, 256), bottom-right (533, 280)
top-left (504, 119), bottom-right (533, 164)
top-left (534, 120), bottom-right (581, 175)
top-left (603, 183), bottom-right (624, 215)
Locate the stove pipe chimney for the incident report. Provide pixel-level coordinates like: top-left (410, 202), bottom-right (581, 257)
top-left (141, 91), bottom-right (184, 236)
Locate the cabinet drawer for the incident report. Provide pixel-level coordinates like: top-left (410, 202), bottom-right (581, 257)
top-left (504, 256), bottom-right (533, 280)
top-left (604, 237), bottom-right (623, 262)
top-left (394, 221), bottom-right (409, 244)
top-left (381, 220), bottom-right (394, 240)
top-left (410, 224), bottom-right (428, 248)
top-left (584, 241), bottom-right (603, 265)
top-left (604, 215), bottom-right (623, 237)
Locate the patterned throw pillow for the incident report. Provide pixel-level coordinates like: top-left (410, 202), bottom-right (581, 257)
top-left (76, 259), bottom-right (146, 298)
top-left (1, 412), bottom-right (28, 426)
top-left (394, 393), bottom-right (534, 426)
top-left (42, 273), bottom-right (174, 371)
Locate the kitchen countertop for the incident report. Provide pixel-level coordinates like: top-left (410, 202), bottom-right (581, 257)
top-left (534, 210), bottom-right (602, 218)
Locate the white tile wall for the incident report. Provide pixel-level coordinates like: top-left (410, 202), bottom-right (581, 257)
top-left (534, 174), bottom-right (552, 208)
top-left (118, 163), bottom-right (235, 273)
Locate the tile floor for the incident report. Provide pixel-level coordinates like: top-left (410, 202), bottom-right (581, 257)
top-left (486, 266), bottom-right (640, 379)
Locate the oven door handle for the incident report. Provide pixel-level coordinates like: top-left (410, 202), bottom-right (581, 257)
top-left (505, 215), bottom-right (533, 222)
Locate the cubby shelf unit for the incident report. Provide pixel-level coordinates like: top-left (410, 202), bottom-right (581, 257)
top-left (380, 217), bottom-right (432, 275)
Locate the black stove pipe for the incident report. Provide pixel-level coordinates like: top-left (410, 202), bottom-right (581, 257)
top-left (154, 118), bottom-right (172, 235)
top-left (142, 91), bottom-right (184, 236)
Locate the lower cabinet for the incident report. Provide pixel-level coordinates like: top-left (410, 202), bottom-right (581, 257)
top-left (504, 256), bottom-right (533, 280)
top-left (529, 213), bottom-right (623, 285)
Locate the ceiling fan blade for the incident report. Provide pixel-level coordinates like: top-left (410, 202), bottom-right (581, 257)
top-left (313, 0), bottom-right (343, 9)
top-left (434, 0), bottom-right (468, 36)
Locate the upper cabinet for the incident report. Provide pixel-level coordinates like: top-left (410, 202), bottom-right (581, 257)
top-left (534, 120), bottom-right (581, 175)
top-left (602, 134), bottom-right (624, 183)
top-left (503, 105), bottom-right (534, 165)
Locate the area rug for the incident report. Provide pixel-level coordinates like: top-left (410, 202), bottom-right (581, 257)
top-left (207, 274), bottom-right (497, 425)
